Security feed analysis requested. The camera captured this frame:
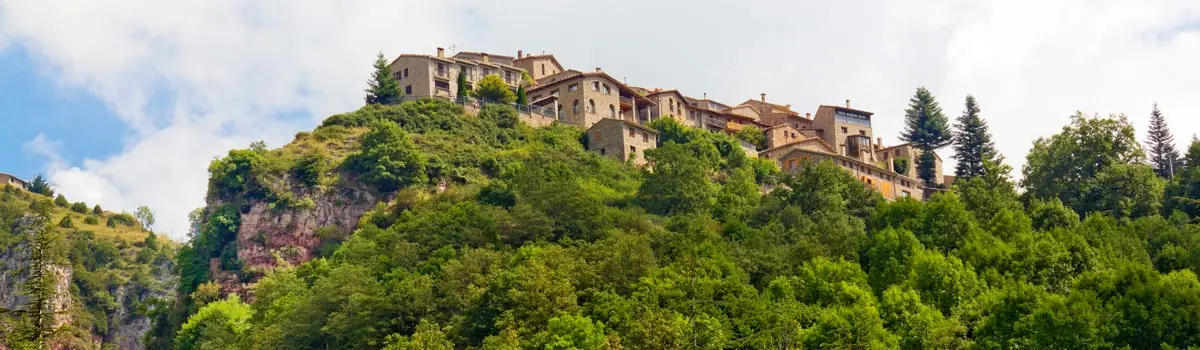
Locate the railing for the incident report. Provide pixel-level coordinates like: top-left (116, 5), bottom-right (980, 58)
top-left (619, 96), bottom-right (634, 106)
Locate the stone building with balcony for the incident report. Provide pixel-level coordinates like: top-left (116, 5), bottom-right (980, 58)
top-left (388, 47), bottom-right (525, 99)
top-left (586, 118), bottom-right (659, 165)
top-left (526, 68), bottom-right (655, 128)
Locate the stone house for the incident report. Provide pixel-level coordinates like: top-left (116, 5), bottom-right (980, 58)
top-left (876, 142), bottom-right (945, 186)
top-left (526, 68), bottom-right (656, 128)
top-left (760, 138), bottom-right (925, 200)
top-left (586, 118), bottom-right (659, 165)
top-left (0, 173), bottom-right (28, 190)
top-left (388, 48), bottom-right (525, 99)
top-left (513, 51), bottom-right (565, 81)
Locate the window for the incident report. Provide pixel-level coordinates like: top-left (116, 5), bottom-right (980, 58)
top-left (600, 148), bottom-right (606, 155)
top-left (437, 63), bottom-right (445, 74)
top-left (841, 127), bottom-right (848, 133)
top-left (557, 104), bottom-right (563, 115)
top-left (588, 99), bottom-right (596, 114)
top-left (405, 85), bottom-right (412, 95)
top-left (461, 66), bottom-right (471, 78)
top-left (573, 100), bottom-right (580, 115)
top-left (569, 83), bottom-right (578, 91)
top-left (669, 99), bottom-right (675, 112)
top-left (643, 133), bottom-right (649, 143)
top-left (859, 130), bottom-right (866, 136)
top-left (484, 68), bottom-right (493, 76)
top-left (609, 104), bottom-right (616, 117)
top-left (901, 190), bottom-right (911, 198)
top-left (592, 81), bottom-right (600, 91)
top-left (689, 111), bottom-right (696, 120)
top-left (594, 131), bottom-right (602, 141)
top-left (603, 84), bottom-right (611, 94)
top-left (541, 64), bottom-right (546, 76)
top-left (435, 81), bottom-right (450, 91)
top-left (403, 68), bottom-right (409, 78)
top-left (393, 72), bottom-right (401, 80)
top-left (505, 71), bottom-right (513, 82)
top-left (629, 127), bottom-right (635, 137)
top-left (630, 145), bottom-right (637, 156)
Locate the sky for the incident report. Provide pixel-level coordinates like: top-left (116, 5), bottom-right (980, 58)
top-left (2, 0), bottom-right (1200, 240)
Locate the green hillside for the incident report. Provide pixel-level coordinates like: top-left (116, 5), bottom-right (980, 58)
top-left (0, 185), bottom-right (176, 349)
top-left (147, 98), bottom-right (1200, 349)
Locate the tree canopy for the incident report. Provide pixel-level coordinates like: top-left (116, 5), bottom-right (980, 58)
top-left (900, 87), bottom-right (952, 184)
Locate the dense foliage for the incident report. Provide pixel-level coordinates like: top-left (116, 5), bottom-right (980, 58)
top-left (0, 185), bottom-right (174, 349)
top-left (152, 97), bottom-right (1200, 349)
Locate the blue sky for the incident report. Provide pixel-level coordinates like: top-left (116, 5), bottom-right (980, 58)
top-left (0, 47), bottom-right (125, 180)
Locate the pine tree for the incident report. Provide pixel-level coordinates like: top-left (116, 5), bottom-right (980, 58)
top-left (952, 95), bottom-right (997, 180)
top-left (1146, 103), bottom-right (1181, 179)
top-left (900, 87), bottom-right (953, 185)
top-left (516, 85), bottom-right (528, 105)
top-left (15, 213), bottom-right (60, 344)
top-left (364, 52), bottom-right (401, 105)
top-left (456, 70), bottom-right (470, 100)
top-left (28, 175), bottom-right (53, 197)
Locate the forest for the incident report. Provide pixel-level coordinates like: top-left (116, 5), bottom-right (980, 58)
top-left (146, 88), bottom-right (1200, 350)
top-left (6, 67), bottom-right (1200, 349)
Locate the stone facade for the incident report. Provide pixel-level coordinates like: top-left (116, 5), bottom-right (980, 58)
top-left (514, 53), bottom-right (565, 81)
top-left (764, 124), bottom-right (806, 149)
top-left (389, 48), bottom-right (525, 100)
top-left (810, 103), bottom-right (876, 164)
top-left (761, 141), bottom-right (925, 200)
top-left (0, 173), bottom-right (27, 190)
top-left (877, 143), bottom-right (945, 185)
top-left (586, 118), bottom-right (659, 165)
top-left (527, 69), bottom-right (654, 128)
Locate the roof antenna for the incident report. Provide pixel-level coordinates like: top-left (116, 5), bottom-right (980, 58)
top-left (448, 44), bottom-right (460, 54)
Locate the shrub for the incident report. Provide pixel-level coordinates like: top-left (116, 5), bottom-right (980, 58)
top-left (106, 213), bottom-right (137, 228)
top-left (71, 201), bottom-right (88, 214)
top-left (208, 148), bottom-right (267, 200)
top-left (471, 74), bottom-right (516, 104)
top-left (291, 152), bottom-right (325, 187)
top-left (58, 216), bottom-right (74, 228)
top-left (346, 121), bottom-right (427, 193)
top-left (92, 204), bottom-right (103, 216)
top-left (84, 216), bottom-right (100, 225)
top-left (478, 104), bottom-right (519, 129)
top-left (54, 194), bottom-right (69, 207)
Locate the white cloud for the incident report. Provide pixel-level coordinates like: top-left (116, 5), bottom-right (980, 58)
top-left (5, 0), bottom-right (1200, 239)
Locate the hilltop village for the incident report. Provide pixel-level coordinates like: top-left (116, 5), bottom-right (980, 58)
top-left (388, 47), bottom-right (945, 200)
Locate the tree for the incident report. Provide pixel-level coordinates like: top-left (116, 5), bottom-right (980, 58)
top-left (365, 52), bottom-right (401, 105)
top-left (456, 69), bottom-right (470, 98)
top-left (347, 121), bottom-right (427, 193)
top-left (14, 214), bottom-right (60, 344)
top-left (952, 95), bottom-right (997, 180)
top-left (471, 74), bottom-right (516, 104)
top-left (900, 87), bottom-right (952, 185)
top-left (1146, 103), bottom-right (1182, 179)
top-left (636, 141), bottom-right (718, 216)
top-left (382, 320), bottom-right (454, 350)
top-left (92, 204), bottom-right (102, 216)
top-left (174, 296), bottom-right (252, 350)
top-left (135, 205), bottom-right (156, 232)
top-left (544, 314), bottom-right (607, 350)
top-left (28, 174), bottom-right (53, 197)
top-left (1022, 112), bottom-right (1147, 216)
top-left (515, 84), bottom-right (528, 105)
top-left (53, 194), bottom-right (68, 207)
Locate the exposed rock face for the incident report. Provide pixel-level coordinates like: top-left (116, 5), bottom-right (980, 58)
top-left (0, 215), bottom-right (73, 344)
top-left (234, 183), bottom-right (379, 274)
top-left (105, 260), bottom-right (175, 350)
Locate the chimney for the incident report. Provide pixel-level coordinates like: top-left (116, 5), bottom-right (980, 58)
top-left (805, 112), bottom-right (811, 119)
top-left (482, 53), bottom-right (489, 63)
top-left (875, 137), bottom-right (883, 151)
top-left (436, 47), bottom-right (445, 58)
top-left (703, 92), bottom-right (707, 99)
top-left (846, 99), bottom-right (851, 108)
top-left (760, 93), bottom-right (766, 103)
top-left (517, 50), bottom-right (523, 59)
top-left (595, 67), bottom-right (602, 72)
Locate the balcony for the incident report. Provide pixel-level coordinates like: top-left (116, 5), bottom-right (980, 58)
top-left (725, 121), bottom-right (745, 131)
top-left (619, 95), bottom-right (634, 108)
